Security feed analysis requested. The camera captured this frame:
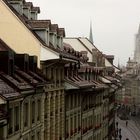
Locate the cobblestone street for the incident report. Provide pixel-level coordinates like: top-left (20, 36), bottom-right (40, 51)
top-left (116, 116), bottom-right (140, 140)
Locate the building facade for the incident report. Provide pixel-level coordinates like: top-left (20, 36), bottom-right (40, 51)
top-left (0, 0), bottom-right (121, 140)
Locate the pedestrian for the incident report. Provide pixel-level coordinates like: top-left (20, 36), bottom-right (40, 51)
top-left (126, 120), bottom-right (128, 127)
top-left (119, 134), bottom-right (122, 140)
top-left (119, 128), bottom-right (121, 134)
top-left (116, 128), bottom-right (119, 136)
top-left (116, 121), bottom-right (118, 127)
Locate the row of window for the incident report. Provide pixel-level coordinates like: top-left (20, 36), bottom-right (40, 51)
top-left (66, 114), bottom-right (81, 137)
top-left (23, 130), bottom-right (41, 140)
top-left (46, 67), bottom-right (64, 82)
top-left (8, 98), bottom-right (41, 136)
top-left (66, 94), bottom-right (81, 110)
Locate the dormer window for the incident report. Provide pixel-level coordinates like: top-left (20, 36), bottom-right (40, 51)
top-left (50, 33), bottom-right (57, 48)
top-left (23, 7), bottom-right (31, 19)
top-left (9, 0), bottom-right (23, 15)
top-left (31, 11), bottom-right (37, 20)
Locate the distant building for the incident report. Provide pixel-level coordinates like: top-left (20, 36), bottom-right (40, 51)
top-left (134, 24), bottom-right (140, 63)
top-left (64, 38), bottom-right (121, 140)
top-left (118, 57), bottom-right (140, 114)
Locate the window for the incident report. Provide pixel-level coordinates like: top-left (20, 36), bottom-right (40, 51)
top-left (24, 103), bottom-right (28, 127)
top-left (70, 117), bottom-right (73, 135)
top-left (14, 106), bottom-right (19, 131)
top-left (74, 116), bottom-right (77, 132)
top-left (71, 94), bottom-right (73, 109)
top-left (66, 119), bottom-right (69, 137)
top-left (51, 68), bottom-right (54, 80)
top-left (44, 98), bottom-right (47, 118)
top-left (32, 101), bottom-right (35, 123)
top-left (37, 131), bottom-right (40, 140)
top-left (8, 108), bottom-right (13, 135)
top-left (31, 135), bottom-right (35, 140)
top-left (37, 100), bottom-right (41, 121)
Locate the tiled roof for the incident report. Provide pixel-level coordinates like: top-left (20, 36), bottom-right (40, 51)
top-left (0, 78), bottom-right (20, 99)
top-left (29, 71), bottom-right (45, 83)
top-left (92, 80), bottom-right (107, 89)
top-left (24, 2), bottom-right (33, 8)
top-left (15, 68), bottom-right (38, 84)
top-left (50, 24), bottom-right (58, 32)
top-left (28, 20), bottom-right (51, 29)
top-left (0, 72), bottom-right (33, 91)
top-left (23, 1), bottom-right (40, 13)
top-left (65, 76), bottom-right (95, 88)
top-left (58, 28), bottom-right (65, 37)
top-left (31, 6), bottom-right (40, 13)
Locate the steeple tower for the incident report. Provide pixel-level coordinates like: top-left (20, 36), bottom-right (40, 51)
top-left (138, 24), bottom-right (140, 34)
top-left (134, 24), bottom-right (140, 63)
top-left (117, 58), bottom-right (120, 69)
top-left (89, 21), bottom-right (94, 44)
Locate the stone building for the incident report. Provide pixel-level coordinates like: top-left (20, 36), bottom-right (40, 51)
top-left (0, 39), bottom-right (46, 140)
top-left (119, 58), bottom-right (140, 114)
top-left (64, 38), bottom-right (120, 140)
top-left (0, 0), bottom-right (121, 140)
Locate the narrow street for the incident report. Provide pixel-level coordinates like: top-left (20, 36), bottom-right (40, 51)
top-left (116, 116), bottom-right (140, 140)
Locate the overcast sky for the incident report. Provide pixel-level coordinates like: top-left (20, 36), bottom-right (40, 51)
top-left (28, 0), bottom-right (140, 66)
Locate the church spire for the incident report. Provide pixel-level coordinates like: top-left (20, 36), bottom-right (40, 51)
top-left (138, 24), bottom-right (140, 34)
top-left (89, 21), bottom-right (94, 44)
top-left (118, 58), bottom-right (120, 69)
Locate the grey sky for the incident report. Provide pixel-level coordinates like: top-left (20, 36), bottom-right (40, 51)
top-left (29, 0), bottom-right (140, 66)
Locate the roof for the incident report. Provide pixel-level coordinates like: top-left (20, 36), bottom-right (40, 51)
top-left (50, 24), bottom-right (58, 33)
top-left (0, 76), bottom-right (20, 99)
top-left (58, 28), bottom-right (65, 37)
top-left (65, 76), bottom-right (95, 89)
top-left (64, 37), bottom-right (120, 72)
top-left (31, 6), bottom-right (40, 13)
top-left (0, 38), bottom-right (15, 52)
top-left (2, 0), bottom-right (64, 54)
top-left (28, 20), bottom-right (51, 29)
top-left (23, 1), bottom-right (40, 13)
top-left (0, 72), bottom-right (33, 91)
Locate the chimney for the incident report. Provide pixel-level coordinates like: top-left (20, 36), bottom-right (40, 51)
top-left (29, 56), bottom-right (37, 72)
top-left (15, 54), bottom-right (29, 72)
top-left (0, 51), bottom-right (14, 76)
